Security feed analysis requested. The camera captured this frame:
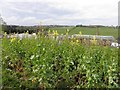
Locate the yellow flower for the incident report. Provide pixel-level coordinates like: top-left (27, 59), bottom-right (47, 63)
top-left (55, 30), bottom-right (59, 35)
top-left (26, 31), bottom-right (29, 35)
top-left (53, 30), bottom-right (55, 34)
top-left (53, 30), bottom-right (59, 36)
top-left (66, 29), bottom-right (69, 32)
top-left (10, 37), bottom-right (16, 43)
top-left (66, 29), bottom-right (69, 35)
top-left (66, 32), bottom-right (68, 35)
top-left (93, 36), bottom-right (96, 40)
top-left (38, 31), bottom-right (40, 35)
top-left (90, 36), bottom-right (97, 45)
top-left (32, 77), bottom-right (37, 83)
top-left (79, 31), bottom-right (82, 35)
top-left (76, 39), bottom-right (79, 43)
top-left (18, 39), bottom-right (21, 43)
top-left (4, 32), bottom-right (7, 38)
top-left (70, 40), bottom-right (74, 45)
top-left (48, 30), bottom-right (51, 34)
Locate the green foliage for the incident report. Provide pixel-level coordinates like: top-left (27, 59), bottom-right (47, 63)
top-left (2, 35), bottom-right (119, 89)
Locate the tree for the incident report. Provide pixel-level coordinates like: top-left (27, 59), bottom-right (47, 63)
top-left (0, 14), bottom-right (7, 34)
top-left (0, 14), bottom-right (7, 25)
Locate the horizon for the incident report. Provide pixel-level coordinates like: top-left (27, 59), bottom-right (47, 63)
top-left (3, 24), bottom-right (119, 27)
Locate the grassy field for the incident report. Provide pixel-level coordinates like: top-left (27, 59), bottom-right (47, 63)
top-left (49, 26), bottom-right (118, 39)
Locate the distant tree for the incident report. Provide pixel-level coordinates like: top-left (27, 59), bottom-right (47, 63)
top-left (0, 14), bottom-right (7, 25)
top-left (0, 14), bottom-right (7, 34)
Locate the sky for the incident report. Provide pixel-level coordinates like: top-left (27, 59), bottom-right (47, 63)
top-left (0, 0), bottom-right (119, 26)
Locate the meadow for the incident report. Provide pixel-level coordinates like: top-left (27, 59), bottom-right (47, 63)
top-left (49, 26), bottom-right (118, 39)
top-left (1, 29), bottom-right (119, 89)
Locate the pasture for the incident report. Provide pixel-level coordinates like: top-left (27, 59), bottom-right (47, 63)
top-left (49, 26), bottom-right (118, 39)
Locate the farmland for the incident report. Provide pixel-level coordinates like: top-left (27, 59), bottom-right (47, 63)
top-left (49, 26), bottom-right (118, 39)
top-left (1, 28), bottom-right (120, 89)
top-left (1, 0), bottom-right (119, 89)
top-left (2, 25), bottom-right (118, 39)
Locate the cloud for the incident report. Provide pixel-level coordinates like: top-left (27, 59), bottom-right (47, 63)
top-left (0, 0), bottom-right (119, 26)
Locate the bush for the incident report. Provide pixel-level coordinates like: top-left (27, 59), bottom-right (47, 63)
top-left (2, 35), bottom-right (119, 89)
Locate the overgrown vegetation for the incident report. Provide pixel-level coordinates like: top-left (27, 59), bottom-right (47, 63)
top-left (2, 33), bottom-right (119, 89)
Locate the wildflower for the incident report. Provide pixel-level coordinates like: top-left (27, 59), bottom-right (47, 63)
top-left (79, 31), bottom-right (82, 35)
top-left (92, 36), bottom-right (97, 45)
top-left (66, 29), bottom-right (69, 32)
top-left (4, 32), bottom-right (7, 35)
top-left (53, 30), bottom-right (59, 36)
top-left (32, 77), bottom-right (37, 83)
top-left (71, 35), bottom-right (74, 39)
top-left (38, 31), bottom-right (40, 36)
top-left (93, 36), bottom-right (96, 40)
top-left (76, 39), bottom-right (79, 43)
top-left (4, 32), bottom-right (7, 38)
top-left (18, 39), bottom-right (21, 43)
top-left (26, 31), bottom-right (29, 35)
top-left (42, 29), bottom-right (44, 32)
top-left (66, 29), bottom-right (69, 35)
top-left (10, 37), bottom-right (16, 43)
top-left (55, 30), bottom-right (59, 36)
top-left (53, 30), bottom-right (55, 34)
top-left (70, 40), bottom-right (74, 45)
top-left (43, 48), bottom-right (45, 51)
top-left (66, 32), bottom-right (68, 35)
top-left (48, 29), bottom-right (51, 34)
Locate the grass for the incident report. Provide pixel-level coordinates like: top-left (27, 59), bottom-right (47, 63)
top-left (49, 26), bottom-right (118, 39)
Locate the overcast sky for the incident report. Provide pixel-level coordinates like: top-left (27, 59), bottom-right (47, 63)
top-left (0, 0), bottom-right (119, 26)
